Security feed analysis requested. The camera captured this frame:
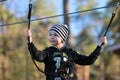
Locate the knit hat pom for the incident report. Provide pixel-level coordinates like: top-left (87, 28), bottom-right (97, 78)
top-left (50, 24), bottom-right (69, 42)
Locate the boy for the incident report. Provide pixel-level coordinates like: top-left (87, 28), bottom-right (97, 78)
top-left (26, 24), bottom-right (107, 80)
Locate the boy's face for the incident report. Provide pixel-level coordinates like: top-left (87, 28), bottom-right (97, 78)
top-left (49, 30), bottom-right (63, 47)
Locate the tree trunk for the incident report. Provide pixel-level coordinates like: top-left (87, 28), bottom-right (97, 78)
top-left (100, 54), bottom-right (104, 80)
top-left (63, 0), bottom-right (70, 47)
top-left (25, 50), bottom-right (29, 80)
top-left (84, 66), bottom-right (90, 80)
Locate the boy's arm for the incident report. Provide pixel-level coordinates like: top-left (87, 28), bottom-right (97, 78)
top-left (74, 46), bottom-right (101, 65)
top-left (74, 36), bottom-right (107, 65)
top-left (28, 43), bottom-right (48, 62)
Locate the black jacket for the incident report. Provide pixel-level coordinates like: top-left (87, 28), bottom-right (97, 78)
top-left (28, 43), bottom-right (101, 80)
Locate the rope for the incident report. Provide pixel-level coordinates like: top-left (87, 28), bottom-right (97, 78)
top-left (27, 0), bottom-right (58, 75)
top-left (100, 3), bottom-right (119, 46)
top-left (27, 0), bottom-right (45, 74)
top-left (0, 3), bottom-right (119, 27)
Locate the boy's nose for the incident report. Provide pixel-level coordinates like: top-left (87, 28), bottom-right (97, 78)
top-left (50, 36), bottom-right (54, 39)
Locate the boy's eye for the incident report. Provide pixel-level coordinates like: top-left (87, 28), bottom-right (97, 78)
top-left (49, 34), bottom-right (52, 36)
top-left (54, 34), bottom-right (58, 36)
top-left (49, 33), bottom-right (58, 37)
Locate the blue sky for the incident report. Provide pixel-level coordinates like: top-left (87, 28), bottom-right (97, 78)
top-left (4, 0), bottom-right (108, 15)
top-left (4, 0), bottom-right (109, 36)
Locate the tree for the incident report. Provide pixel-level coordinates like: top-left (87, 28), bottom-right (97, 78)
top-left (0, 2), bottom-right (18, 80)
top-left (63, 0), bottom-right (70, 47)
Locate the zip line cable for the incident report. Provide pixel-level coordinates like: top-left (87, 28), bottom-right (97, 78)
top-left (0, 3), bottom-right (119, 27)
top-left (0, 0), bottom-right (6, 2)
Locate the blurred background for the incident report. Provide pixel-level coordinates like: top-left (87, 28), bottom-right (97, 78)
top-left (0, 0), bottom-right (120, 80)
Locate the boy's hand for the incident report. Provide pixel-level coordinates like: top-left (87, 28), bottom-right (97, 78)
top-left (26, 29), bottom-right (32, 43)
top-left (98, 36), bottom-right (107, 47)
top-left (26, 29), bottom-right (32, 36)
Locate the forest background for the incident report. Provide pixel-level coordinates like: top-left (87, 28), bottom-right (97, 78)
top-left (0, 0), bottom-right (120, 80)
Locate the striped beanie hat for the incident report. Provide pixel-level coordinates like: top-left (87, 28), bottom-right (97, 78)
top-left (50, 24), bottom-right (69, 42)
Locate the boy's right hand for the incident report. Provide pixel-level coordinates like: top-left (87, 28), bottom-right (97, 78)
top-left (26, 29), bottom-right (32, 43)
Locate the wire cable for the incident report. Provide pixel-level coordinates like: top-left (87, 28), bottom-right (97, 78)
top-left (0, 3), bottom-right (119, 27)
top-left (0, 0), bottom-right (6, 2)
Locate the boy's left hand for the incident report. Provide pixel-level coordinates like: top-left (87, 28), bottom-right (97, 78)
top-left (98, 36), bottom-right (107, 47)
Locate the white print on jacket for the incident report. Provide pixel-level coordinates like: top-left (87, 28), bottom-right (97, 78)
top-left (54, 57), bottom-right (61, 72)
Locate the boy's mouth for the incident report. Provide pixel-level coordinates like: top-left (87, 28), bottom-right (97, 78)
top-left (50, 40), bottom-right (56, 43)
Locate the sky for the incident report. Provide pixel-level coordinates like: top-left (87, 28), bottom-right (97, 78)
top-left (3, 0), bottom-right (109, 36)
